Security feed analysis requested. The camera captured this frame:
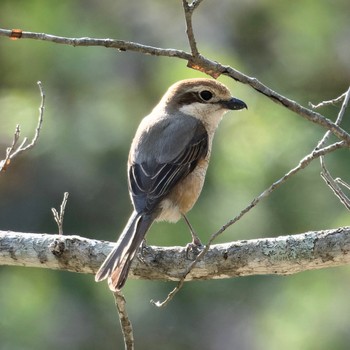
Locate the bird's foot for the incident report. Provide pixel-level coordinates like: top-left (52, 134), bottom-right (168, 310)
top-left (185, 237), bottom-right (203, 260)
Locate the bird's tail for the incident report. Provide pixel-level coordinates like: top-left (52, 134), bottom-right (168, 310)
top-left (95, 211), bottom-right (153, 291)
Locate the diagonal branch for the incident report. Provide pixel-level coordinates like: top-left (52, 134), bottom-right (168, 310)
top-left (154, 89), bottom-right (350, 305)
top-left (151, 140), bottom-right (348, 306)
top-left (0, 28), bottom-right (349, 144)
top-left (315, 87), bottom-right (350, 210)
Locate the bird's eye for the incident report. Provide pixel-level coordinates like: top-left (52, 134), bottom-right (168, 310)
top-left (199, 90), bottom-right (213, 101)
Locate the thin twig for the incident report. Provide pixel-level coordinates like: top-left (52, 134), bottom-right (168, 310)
top-left (318, 87), bottom-right (350, 210)
top-left (226, 67), bottom-right (350, 144)
top-left (51, 192), bottom-right (69, 235)
top-left (0, 125), bottom-right (21, 171)
top-left (336, 178), bottom-right (350, 191)
top-left (320, 165), bottom-right (350, 210)
top-left (1, 28), bottom-right (349, 144)
top-left (309, 92), bottom-right (347, 109)
top-left (113, 292), bottom-right (134, 350)
top-left (0, 81), bottom-right (45, 172)
top-left (152, 141), bottom-right (347, 307)
top-left (0, 28), bottom-right (192, 59)
top-left (150, 278), bottom-right (186, 308)
top-left (182, 0), bottom-right (203, 57)
top-left (173, 88), bottom-right (350, 305)
top-left (316, 87), bottom-right (350, 150)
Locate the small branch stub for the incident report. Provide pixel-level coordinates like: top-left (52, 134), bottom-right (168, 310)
top-left (51, 192), bottom-right (69, 235)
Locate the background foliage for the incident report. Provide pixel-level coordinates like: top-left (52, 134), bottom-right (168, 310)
top-left (1, 1), bottom-right (350, 349)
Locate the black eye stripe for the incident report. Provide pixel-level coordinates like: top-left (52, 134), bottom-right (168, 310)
top-left (175, 90), bottom-right (216, 108)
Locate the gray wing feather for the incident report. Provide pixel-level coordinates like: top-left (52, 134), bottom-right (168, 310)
top-left (128, 114), bottom-right (208, 213)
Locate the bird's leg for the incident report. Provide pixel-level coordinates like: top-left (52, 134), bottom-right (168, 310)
top-left (136, 238), bottom-right (148, 264)
top-left (182, 214), bottom-right (203, 259)
top-left (182, 214), bottom-right (202, 246)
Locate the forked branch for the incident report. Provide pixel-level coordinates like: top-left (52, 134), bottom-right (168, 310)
top-left (0, 81), bottom-right (45, 172)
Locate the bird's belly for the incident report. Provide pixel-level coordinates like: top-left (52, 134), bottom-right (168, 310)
top-left (156, 159), bottom-right (209, 223)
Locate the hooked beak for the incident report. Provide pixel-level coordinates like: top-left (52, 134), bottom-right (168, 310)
top-left (222, 97), bottom-right (247, 111)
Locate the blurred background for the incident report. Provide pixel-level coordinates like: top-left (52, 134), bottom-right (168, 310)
top-left (1, 0), bottom-right (350, 349)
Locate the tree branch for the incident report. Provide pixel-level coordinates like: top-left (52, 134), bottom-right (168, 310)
top-left (0, 28), bottom-right (349, 144)
top-left (316, 87), bottom-right (350, 210)
top-left (182, 0), bottom-right (203, 57)
top-left (1, 228), bottom-right (350, 281)
top-left (113, 292), bottom-right (134, 350)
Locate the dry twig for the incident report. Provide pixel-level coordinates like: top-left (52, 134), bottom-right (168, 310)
top-left (309, 92), bottom-right (348, 109)
top-left (151, 88), bottom-right (350, 306)
top-left (113, 292), bottom-right (134, 350)
top-left (182, 0), bottom-right (203, 57)
top-left (0, 81), bottom-right (45, 172)
top-left (51, 192), bottom-right (70, 235)
top-left (0, 29), bottom-right (349, 144)
top-left (315, 87), bottom-right (350, 210)
top-left (152, 140), bottom-right (347, 307)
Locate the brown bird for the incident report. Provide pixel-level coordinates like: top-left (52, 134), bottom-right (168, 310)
top-left (95, 78), bottom-right (247, 291)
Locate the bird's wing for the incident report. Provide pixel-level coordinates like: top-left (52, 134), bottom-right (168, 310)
top-left (128, 116), bottom-right (208, 214)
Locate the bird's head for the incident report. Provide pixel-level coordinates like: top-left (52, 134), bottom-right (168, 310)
top-left (157, 78), bottom-right (247, 132)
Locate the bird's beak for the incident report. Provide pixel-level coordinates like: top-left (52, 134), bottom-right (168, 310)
top-left (222, 97), bottom-right (247, 111)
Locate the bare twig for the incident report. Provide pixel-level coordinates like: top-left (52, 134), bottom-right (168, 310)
top-left (0, 125), bottom-right (22, 171)
top-left (156, 88), bottom-right (350, 306)
top-left (150, 278), bottom-right (186, 308)
top-left (320, 165), bottom-right (350, 210)
top-left (182, 0), bottom-right (203, 57)
top-left (317, 87), bottom-right (350, 210)
top-left (114, 292), bottom-right (134, 350)
top-left (316, 87), bottom-right (350, 149)
top-left (1, 28), bottom-right (349, 144)
top-left (51, 192), bottom-right (69, 235)
top-left (152, 88), bottom-right (350, 306)
top-left (0, 28), bottom-right (192, 59)
top-left (336, 178), bottom-right (350, 191)
top-left (221, 67), bottom-right (350, 144)
top-left (209, 142), bottom-right (347, 238)
top-left (0, 81), bottom-right (45, 172)
top-left (309, 92), bottom-right (347, 109)
top-left (151, 140), bottom-right (347, 307)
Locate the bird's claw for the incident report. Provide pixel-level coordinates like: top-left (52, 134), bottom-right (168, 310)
top-left (185, 238), bottom-right (203, 260)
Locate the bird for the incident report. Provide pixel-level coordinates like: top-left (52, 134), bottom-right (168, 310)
top-left (95, 78), bottom-right (247, 291)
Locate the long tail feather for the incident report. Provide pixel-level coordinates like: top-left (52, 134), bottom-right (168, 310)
top-left (95, 211), bottom-right (153, 291)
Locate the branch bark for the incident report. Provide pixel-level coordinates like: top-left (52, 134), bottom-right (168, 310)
top-left (1, 228), bottom-right (350, 281)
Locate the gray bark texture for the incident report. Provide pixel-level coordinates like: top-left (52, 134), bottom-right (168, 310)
top-left (1, 227), bottom-right (350, 282)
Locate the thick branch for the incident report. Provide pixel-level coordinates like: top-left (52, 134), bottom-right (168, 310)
top-left (1, 228), bottom-right (350, 281)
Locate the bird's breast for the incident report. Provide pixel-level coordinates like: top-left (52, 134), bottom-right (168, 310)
top-left (155, 158), bottom-right (209, 223)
